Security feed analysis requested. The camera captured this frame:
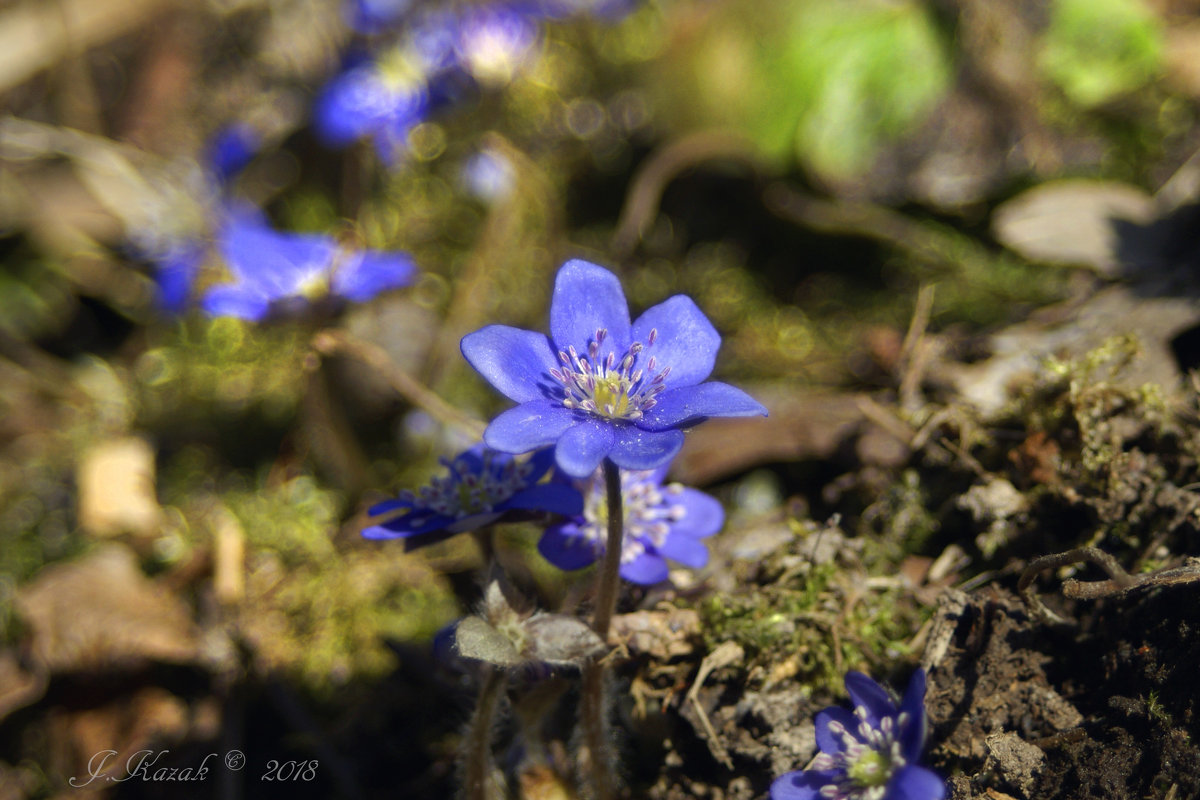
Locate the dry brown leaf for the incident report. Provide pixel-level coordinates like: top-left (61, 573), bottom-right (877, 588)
top-left (671, 390), bottom-right (879, 485)
top-left (16, 544), bottom-right (200, 672)
top-left (609, 607), bottom-right (702, 661)
top-left (991, 179), bottom-right (1155, 277)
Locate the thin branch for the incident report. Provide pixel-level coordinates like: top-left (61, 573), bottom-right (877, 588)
top-left (610, 130), bottom-right (761, 261)
top-left (310, 328), bottom-right (485, 440)
top-left (898, 284), bottom-right (935, 414)
top-left (1018, 546), bottom-right (1136, 624)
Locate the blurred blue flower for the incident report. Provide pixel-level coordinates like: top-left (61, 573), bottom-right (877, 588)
top-left (461, 146), bottom-right (516, 202)
top-left (454, 4), bottom-right (542, 84)
top-left (460, 259), bottom-right (768, 478)
top-left (201, 206), bottom-right (417, 320)
top-left (771, 670), bottom-right (945, 800)
top-left (406, 7), bottom-right (463, 74)
top-left (204, 123), bottom-right (261, 182)
top-left (538, 462), bottom-right (723, 584)
top-left (520, 0), bottom-right (640, 22)
top-left (313, 54), bottom-right (428, 163)
top-left (343, 0), bottom-right (414, 34)
top-left (363, 446), bottom-right (583, 550)
top-left (150, 240), bottom-right (209, 314)
top-left (133, 124), bottom-right (261, 313)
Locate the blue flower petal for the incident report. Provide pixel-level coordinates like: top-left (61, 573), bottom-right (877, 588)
top-left (367, 497), bottom-right (415, 516)
top-left (639, 382), bottom-right (768, 431)
top-left (619, 551), bottom-right (669, 584)
top-left (452, 446), bottom-right (489, 474)
top-left (844, 671), bottom-right (897, 726)
top-left (206, 123), bottom-right (260, 181)
top-left (154, 243), bottom-right (205, 313)
top-left (314, 64), bottom-right (426, 149)
top-left (362, 511), bottom-right (453, 540)
top-left (668, 488), bottom-right (724, 539)
top-left (484, 400), bottom-right (580, 453)
top-left (653, 533), bottom-right (708, 568)
top-left (631, 295), bottom-right (720, 389)
top-left (500, 482), bottom-right (584, 516)
top-left (538, 523), bottom-right (600, 570)
top-left (313, 74), bottom-right (367, 147)
top-left (887, 765), bottom-right (946, 800)
top-left (344, 0), bottom-right (412, 33)
top-left (814, 706), bottom-right (861, 754)
top-left (462, 325), bottom-right (561, 404)
top-left (332, 249), bottom-right (417, 302)
top-left (769, 769), bottom-right (841, 800)
top-left (554, 419), bottom-right (615, 477)
top-left (607, 426), bottom-right (684, 471)
top-left (524, 447), bottom-right (557, 482)
top-left (549, 260), bottom-right (631, 357)
top-left (898, 668), bottom-right (929, 763)
top-left (645, 462), bottom-right (672, 485)
top-left (218, 214), bottom-right (337, 294)
top-left (200, 284), bottom-right (272, 320)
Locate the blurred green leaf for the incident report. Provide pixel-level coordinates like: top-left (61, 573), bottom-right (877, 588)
top-left (1039, 0), bottom-right (1163, 108)
top-left (652, 0), bottom-right (950, 179)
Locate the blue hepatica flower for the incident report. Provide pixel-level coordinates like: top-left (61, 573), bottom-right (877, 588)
top-left (130, 124), bottom-right (261, 313)
top-left (314, 53), bottom-right (429, 164)
top-left (772, 670), bottom-right (945, 800)
top-left (539, 462), bottom-right (723, 584)
top-left (363, 446), bottom-right (583, 550)
top-left (201, 206), bottom-right (417, 321)
top-left (460, 260), bottom-right (768, 478)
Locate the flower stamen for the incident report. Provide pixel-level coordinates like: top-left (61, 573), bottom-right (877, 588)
top-left (554, 328), bottom-right (669, 421)
top-left (810, 704), bottom-right (910, 800)
top-left (572, 468), bottom-right (688, 564)
top-left (415, 451), bottom-right (535, 518)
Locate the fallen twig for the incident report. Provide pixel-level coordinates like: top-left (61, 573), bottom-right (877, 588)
top-left (311, 328), bottom-right (486, 440)
top-left (1016, 546), bottom-right (1200, 625)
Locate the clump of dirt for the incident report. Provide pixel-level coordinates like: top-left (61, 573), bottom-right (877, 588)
top-left (922, 579), bottom-right (1200, 800)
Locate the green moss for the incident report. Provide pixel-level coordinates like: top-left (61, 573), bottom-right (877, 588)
top-left (243, 548), bottom-right (458, 693)
top-left (1017, 334), bottom-right (1169, 480)
top-left (135, 317), bottom-right (309, 432)
top-left (225, 473), bottom-right (340, 565)
top-left (216, 471), bottom-right (459, 694)
top-left (1145, 690), bottom-right (1172, 726)
top-left (862, 469), bottom-right (940, 560)
top-left (696, 556), bottom-right (923, 695)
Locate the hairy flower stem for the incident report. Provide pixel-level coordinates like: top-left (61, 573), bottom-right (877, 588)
top-left (579, 662), bottom-right (615, 800)
top-left (460, 666), bottom-right (507, 800)
top-left (592, 459), bottom-right (625, 640)
top-left (578, 458), bottom-right (624, 800)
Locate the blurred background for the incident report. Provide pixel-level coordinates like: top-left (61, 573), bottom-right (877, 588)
top-left (3, 0), bottom-right (1200, 797)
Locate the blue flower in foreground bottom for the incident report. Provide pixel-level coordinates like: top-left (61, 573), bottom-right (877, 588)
top-left (771, 670), bottom-right (945, 800)
top-left (461, 260), bottom-right (767, 478)
top-left (539, 464), bottom-right (723, 584)
top-left (201, 207), bottom-right (418, 320)
top-left (362, 446), bottom-right (583, 550)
